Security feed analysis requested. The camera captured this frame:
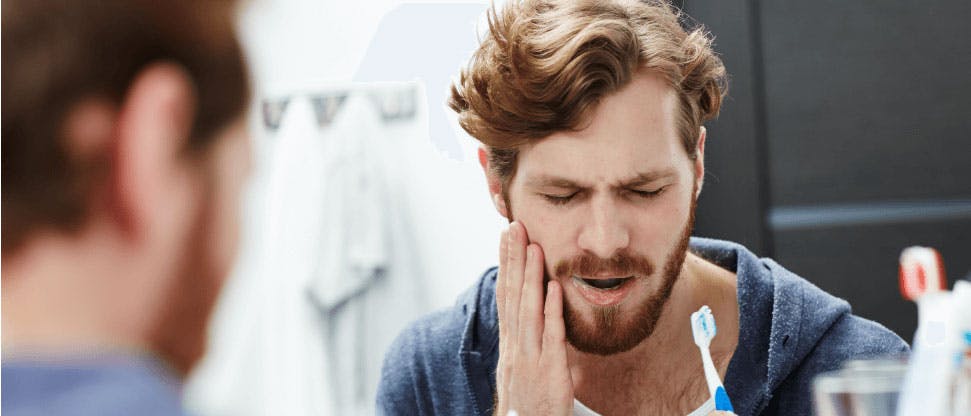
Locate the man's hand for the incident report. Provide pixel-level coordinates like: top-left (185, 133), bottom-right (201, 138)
top-left (495, 222), bottom-right (574, 416)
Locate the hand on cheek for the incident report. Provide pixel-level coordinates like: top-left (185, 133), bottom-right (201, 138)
top-left (496, 221), bottom-right (574, 416)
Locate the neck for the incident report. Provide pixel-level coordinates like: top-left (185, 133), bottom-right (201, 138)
top-left (2, 230), bottom-right (163, 358)
top-left (567, 251), bottom-right (739, 412)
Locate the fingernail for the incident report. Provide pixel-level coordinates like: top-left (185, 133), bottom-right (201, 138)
top-left (525, 244), bottom-right (533, 262)
top-left (508, 222), bottom-right (519, 242)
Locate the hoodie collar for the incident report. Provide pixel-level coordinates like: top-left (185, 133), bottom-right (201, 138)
top-left (692, 237), bottom-right (776, 415)
top-left (457, 266), bottom-right (501, 415)
top-left (693, 238), bottom-right (851, 414)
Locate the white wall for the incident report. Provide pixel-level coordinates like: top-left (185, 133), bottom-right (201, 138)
top-left (185, 1), bottom-right (509, 415)
top-left (238, 0), bottom-right (505, 304)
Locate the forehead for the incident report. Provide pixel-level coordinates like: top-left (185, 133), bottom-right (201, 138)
top-left (516, 72), bottom-right (685, 185)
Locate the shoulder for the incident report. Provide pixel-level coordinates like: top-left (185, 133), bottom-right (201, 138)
top-left (380, 267), bottom-right (497, 374)
top-left (772, 257), bottom-right (909, 364)
top-left (2, 359), bottom-right (186, 416)
top-left (727, 247), bottom-right (908, 415)
top-left (811, 313), bottom-right (909, 364)
top-left (382, 307), bottom-right (468, 375)
top-left (769, 256), bottom-right (908, 385)
top-left (769, 313), bottom-right (908, 413)
top-left (377, 268), bottom-right (499, 415)
top-left (766, 303), bottom-right (908, 415)
top-left (377, 308), bottom-right (466, 414)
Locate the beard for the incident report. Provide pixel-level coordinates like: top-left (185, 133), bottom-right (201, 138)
top-left (147, 180), bottom-right (227, 376)
top-left (550, 191), bottom-right (697, 356)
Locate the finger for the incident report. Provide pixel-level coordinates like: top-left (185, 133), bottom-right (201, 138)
top-left (496, 229), bottom-right (509, 334)
top-left (505, 222), bottom-right (527, 345)
top-left (541, 280), bottom-right (574, 411)
top-left (541, 280), bottom-right (567, 355)
top-left (495, 352), bottom-right (507, 399)
top-left (498, 336), bottom-right (512, 397)
top-left (496, 229), bottom-right (510, 398)
top-left (496, 227), bottom-right (519, 399)
top-left (517, 243), bottom-right (545, 356)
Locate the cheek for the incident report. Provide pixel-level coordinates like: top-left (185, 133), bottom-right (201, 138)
top-left (511, 196), bottom-right (561, 244)
top-left (629, 190), bottom-right (693, 251)
top-left (508, 193), bottom-right (581, 270)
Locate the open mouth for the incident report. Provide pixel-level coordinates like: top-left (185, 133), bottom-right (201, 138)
top-left (571, 275), bottom-right (638, 306)
top-left (574, 276), bottom-right (634, 291)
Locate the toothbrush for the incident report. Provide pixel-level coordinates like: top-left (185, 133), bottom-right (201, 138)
top-left (896, 246), bottom-right (951, 416)
top-left (691, 305), bottom-right (734, 412)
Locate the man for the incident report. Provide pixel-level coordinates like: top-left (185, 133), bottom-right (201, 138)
top-left (2, 1), bottom-right (250, 414)
top-left (377, 1), bottom-right (907, 415)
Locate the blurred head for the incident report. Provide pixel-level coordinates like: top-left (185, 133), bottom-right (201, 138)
top-left (2, 0), bottom-right (250, 373)
top-left (450, 0), bottom-right (726, 355)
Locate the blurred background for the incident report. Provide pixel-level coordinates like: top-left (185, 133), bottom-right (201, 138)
top-left (184, 0), bottom-right (971, 415)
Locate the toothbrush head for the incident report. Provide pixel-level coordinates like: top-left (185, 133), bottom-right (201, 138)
top-left (691, 305), bottom-right (717, 348)
top-left (899, 246), bottom-right (946, 301)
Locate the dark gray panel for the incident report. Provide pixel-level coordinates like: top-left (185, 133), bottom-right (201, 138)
top-left (773, 219), bottom-right (971, 342)
top-left (685, 0), bottom-right (770, 255)
top-left (769, 199), bottom-right (971, 230)
top-left (760, 0), bottom-right (971, 206)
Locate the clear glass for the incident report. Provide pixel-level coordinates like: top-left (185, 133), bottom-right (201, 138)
top-left (813, 358), bottom-right (908, 416)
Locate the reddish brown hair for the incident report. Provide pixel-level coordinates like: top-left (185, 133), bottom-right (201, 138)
top-left (449, 0), bottom-right (727, 185)
top-left (2, 0), bottom-right (250, 253)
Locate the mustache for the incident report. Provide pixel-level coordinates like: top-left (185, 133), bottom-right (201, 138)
top-left (552, 249), bottom-right (655, 279)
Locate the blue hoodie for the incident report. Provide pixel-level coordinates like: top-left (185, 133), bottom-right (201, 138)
top-left (377, 238), bottom-right (908, 415)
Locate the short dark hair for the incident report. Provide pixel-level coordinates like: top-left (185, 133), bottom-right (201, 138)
top-left (2, 0), bottom-right (250, 253)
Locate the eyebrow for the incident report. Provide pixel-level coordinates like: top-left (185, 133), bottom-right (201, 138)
top-left (524, 168), bottom-right (678, 189)
top-left (617, 169), bottom-right (678, 187)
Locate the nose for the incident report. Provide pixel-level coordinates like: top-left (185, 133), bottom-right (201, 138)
top-left (577, 195), bottom-right (630, 259)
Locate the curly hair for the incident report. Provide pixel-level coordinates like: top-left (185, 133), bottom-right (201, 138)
top-left (448, 0), bottom-right (727, 185)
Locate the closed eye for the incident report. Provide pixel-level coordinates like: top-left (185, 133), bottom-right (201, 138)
top-left (542, 192), bottom-right (577, 205)
top-left (629, 187), bottom-right (665, 199)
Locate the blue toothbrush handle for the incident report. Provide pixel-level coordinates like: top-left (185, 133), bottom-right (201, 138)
top-left (714, 386), bottom-right (734, 412)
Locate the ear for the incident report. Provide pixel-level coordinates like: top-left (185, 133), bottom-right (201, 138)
top-left (111, 63), bottom-right (197, 241)
top-left (478, 146), bottom-right (509, 219)
top-left (694, 126), bottom-right (706, 198)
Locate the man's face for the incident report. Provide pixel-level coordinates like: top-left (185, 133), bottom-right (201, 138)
top-left (150, 120), bottom-right (252, 375)
top-left (502, 73), bottom-right (702, 355)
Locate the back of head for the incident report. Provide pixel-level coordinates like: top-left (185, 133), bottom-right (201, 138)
top-left (449, 0), bottom-right (727, 183)
top-left (2, 0), bottom-right (250, 253)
